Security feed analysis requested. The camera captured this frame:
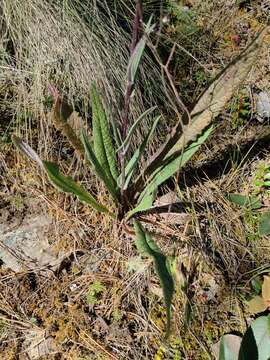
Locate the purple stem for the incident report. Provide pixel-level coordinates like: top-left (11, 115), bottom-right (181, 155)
top-left (121, 0), bottom-right (142, 139)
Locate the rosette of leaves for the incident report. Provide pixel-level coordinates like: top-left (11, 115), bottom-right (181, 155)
top-left (13, 25), bottom-right (268, 222)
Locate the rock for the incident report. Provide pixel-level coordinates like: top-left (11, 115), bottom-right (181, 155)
top-left (255, 91), bottom-right (270, 122)
top-left (0, 214), bottom-right (59, 272)
top-left (23, 329), bottom-right (59, 360)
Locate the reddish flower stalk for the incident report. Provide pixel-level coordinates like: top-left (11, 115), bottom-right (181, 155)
top-left (119, 0), bottom-right (143, 202)
top-left (121, 0), bottom-right (142, 139)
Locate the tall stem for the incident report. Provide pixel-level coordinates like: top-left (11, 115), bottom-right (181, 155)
top-left (120, 0), bottom-right (143, 201)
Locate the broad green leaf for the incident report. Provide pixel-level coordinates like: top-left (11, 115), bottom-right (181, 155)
top-left (123, 115), bottom-right (161, 189)
top-left (117, 106), bottom-right (157, 154)
top-left (219, 334), bottom-right (241, 360)
top-left (259, 211), bottom-right (270, 236)
top-left (138, 125), bottom-right (213, 203)
top-left (91, 84), bottom-right (118, 181)
top-left (227, 194), bottom-right (262, 210)
top-left (134, 221), bottom-right (174, 339)
top-left (238, 315), bottom-right (270, 360)
top-left (81, 129), bottom-right (119, 202)
top-left (43, 161), bottom-right (115, 217)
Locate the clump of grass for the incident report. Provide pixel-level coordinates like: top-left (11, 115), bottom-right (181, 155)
top-left (0, 0), bottom-right (170, 153)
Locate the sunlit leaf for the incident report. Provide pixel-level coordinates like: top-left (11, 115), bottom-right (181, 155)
top-left (81, 129), bottom-right (119, 202)
top-left (167, 28), bottom-right (268, 158)
top-left (123, 115), bottom-right (161, 189)
top-left (43, 161), bottom-right (115, 217)
top-left (248, 296), bottom-right (267, 314)
top-left (262, 275), bottom-right (270, 301)
top-left (138, 125), bottom-right (213, 202)
top-left (127, 16), bottom-right (154, 86)
top-left (91, 83), bottom-right (118, 181)
top-left (117, 106), bottom-right (157, 154)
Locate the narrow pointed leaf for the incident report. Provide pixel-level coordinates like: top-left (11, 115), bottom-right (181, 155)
top-left (43, 161), bottom-right (115, 217)
top-left (91, 84), bottom-right (118, 181)
top-left (12, 135), bottom-right (43, 167)
top-left (127, 16), bottom-right (154, 86)
top-left (138, 125), bottom-right (213, 202)
top-left (134, 221), bottom-right (174, 339)
top-left (167, 27), bottom-right (268, 159)
top-left (123, 115), bottom-right (161, 189)
top-left (81, 129), bottom-right (119, 202)
top-left (132, 28), bottom-right (268, 192)
top-left (117, 106), bottom-right (157, 153)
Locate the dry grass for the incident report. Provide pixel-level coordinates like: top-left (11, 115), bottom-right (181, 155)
top-left (0, 0), bottom-right (270, 359)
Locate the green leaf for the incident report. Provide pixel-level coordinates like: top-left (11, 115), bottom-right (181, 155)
top-left (81, 129), bottom-right (119, 202)
top-left (138, 125), bottom-right (213, 202)
top-left (125, 190), bottom-right (157, 220)
top-left (132, 28), bottom-right (267, 192)
top-left (117, 106), bottom-right (157, 154)
top-left (167, 28), bottom-right (267, 159)
top-left (134, 221), bottom-right (174, 339)
top-left (259, 211), bottom-right (270, 236)
top-left (219, 334), bottom-right (241, 360)
top-left (251, 277), bottom-right (262, 295)
top-left (238, 315), bottom-right (270, 360)
top-left (127, 16), bottom-right (154, 86)
top-left (91, 83), bottom-right (118, 181)
top-left (123, 115), bottom-right (161, 189)
top-left (43, 161), bottom-right (115, 218)
top-left (227, 194), bottom-right (262, 210)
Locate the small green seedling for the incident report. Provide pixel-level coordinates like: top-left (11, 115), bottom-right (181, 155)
top-left (86, 281), bottom-right (106, 305)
